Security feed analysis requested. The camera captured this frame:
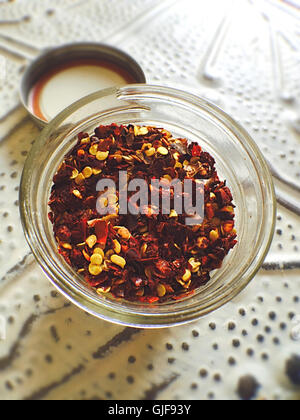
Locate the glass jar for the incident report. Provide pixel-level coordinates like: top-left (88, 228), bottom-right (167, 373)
top-left (20, 85), bottom-right (276, 328)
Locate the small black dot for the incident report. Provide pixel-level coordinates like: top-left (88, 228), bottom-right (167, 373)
top-left (33, 295), bottom-right (41, 302)
top-left (269, 312), bottom-right (277, 321)
top-left (257, 334), bottom-right (265, 343)
top-left (239, 308), bottom-right (246, 317)
top-left (207, 392), bottom-right (215, 400)
top-left (166, 343), bottom-right (173, 351)
top-left (247, 348), bottom-right (254, 357)
top-left (276, 297), bottom-right (282, 303)
top-left (228, 357), bottom-right (236, 366)
top-left (182, 342), bottom-right (189, 351)
top-left (232, 339), bottom-right (241, 348)
top-left (209, 322), bottom-right (216, 331)
top-left (191, 383), bottom-right (198, 390)
top-left (214, 373), bottom-right (222, 382)
top-left (252, 319), bottom-right (259, 327)
top-left (168, 358), bottom-right (176, 364)
top-left (25, 369), bottom-right (33, 377)
top-left (213, 343), bottom-right (219, 350)
top-left (261, 353), bottom-right (269, 361)
top-left (242, 330), bottom-right (248, 337)
top-left (5, 381), bottom-right (14, 391)
top-left (199, 369), bottom-right (208, 378)
top-left (288, 312), bottom-right (295, 320)
top-left (257, 296), bottom-right (264, 303)
top-left (147, 364), bottom-right (154, 371)
top-left (46, 9), bottom-right (55, 16)
top-left (276, 229), bottom-right (282, 236)
top-left (45, 355), bottom-right (53, 364)
top-left (273, 337), bottom-right (280, 345)
top-left (128, 356), bottom-right (136, 364)
top-left (228, 322), bottom-right (236, 331)
top-left (192, 330), bottom-right (199, 337)
top-left (127, 376), bottom-right (135, 384)
top-left (265, 326), bottom-right (272, 334)
top-left (108, 372), bottom-right (116, 380)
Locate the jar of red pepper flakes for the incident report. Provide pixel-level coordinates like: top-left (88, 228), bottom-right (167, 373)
top-left (20, 85), bottom-right (276, 328)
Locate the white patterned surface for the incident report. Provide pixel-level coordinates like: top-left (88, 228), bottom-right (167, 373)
top-left (0, 0), bottom-right (300, 400)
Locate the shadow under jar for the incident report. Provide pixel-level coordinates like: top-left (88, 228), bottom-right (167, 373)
top-left (20, 85), bottom-right (276, 328)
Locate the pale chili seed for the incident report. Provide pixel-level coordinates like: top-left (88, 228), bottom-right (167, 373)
top-left (75, 173), bottom-right (85, 185)
top-left (82, 167), bottom-right (93, 178)
top-left (157, 284), bottom-right (166, 297)
top-left (93, 248), bottom-right (105, 258)
top-left (111, 255), bottom-right (126, 269)
top-left (86, 235), bottom-right (97, 248)
top-left (113, 239), bottom-right (122, 254)
top-left (157, 146), bottom-right (169, 156)
top-left (89, 264), bottom-right (103, 276)
top-left (90, 254), bottom-right (103, 266)
top-left (89, 144), bottom-right (98, 156)
top-left (96, 151), bottom-right (109, 161)
top-left (182, 269), bottom-right (192, 283)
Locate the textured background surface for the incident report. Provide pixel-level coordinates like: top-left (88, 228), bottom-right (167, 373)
top-left (0, 0), bottom-right (300, 400)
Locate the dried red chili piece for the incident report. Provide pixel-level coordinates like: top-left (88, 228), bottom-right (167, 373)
top-left (191, 143), bottom-right (202, 157)
top-left (215, 186), bottom-right (233, 207)
top-left (56, 225), bottom-right (72, 242)
top-left (155, 260), bottom-right (173, 277)
top-left (94, 220), bottom-right (108, 246)
top-left (78, 132), bottom-right (89, 141)
top-left (206, 203), bottom-right (215, 220)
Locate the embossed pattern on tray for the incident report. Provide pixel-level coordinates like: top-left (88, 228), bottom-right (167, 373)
top-left (0, 0), bottom-right (299, 401)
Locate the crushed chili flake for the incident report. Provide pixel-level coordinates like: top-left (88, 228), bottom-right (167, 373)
top-left (48, 124), bottom-right (237, 303)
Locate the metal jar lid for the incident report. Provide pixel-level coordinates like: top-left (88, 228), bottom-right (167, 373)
top-left (20, 42), bottom-right (146, 127)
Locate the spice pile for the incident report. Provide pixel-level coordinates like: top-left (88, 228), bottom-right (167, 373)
top-left (48, 124), bottom-right (237, 303)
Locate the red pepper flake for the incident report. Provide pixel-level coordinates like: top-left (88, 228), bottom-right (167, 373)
top-left (48, 124), bottom-right (237, 303)
top-left (191, 143), bottom-right (202, 157)
top-left (206, 203), bottom-right (215, 220)
top-left (94, 220), bottom-right (109, 246)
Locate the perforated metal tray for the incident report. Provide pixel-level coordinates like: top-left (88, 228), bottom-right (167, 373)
top-left (0, 0), bottom-right (299, 400)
